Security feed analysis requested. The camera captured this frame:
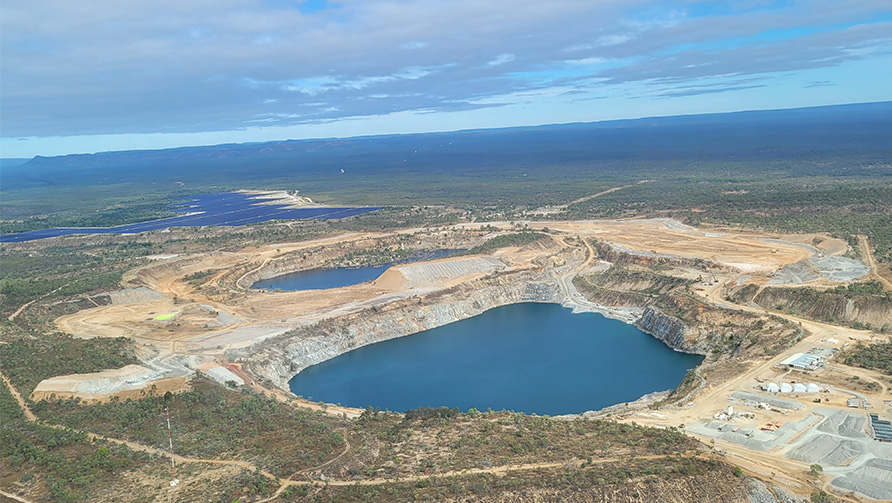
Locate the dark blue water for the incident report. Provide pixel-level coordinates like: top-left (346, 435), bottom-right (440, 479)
top-left (0, 192), bottom-right (379, 243)
top-left (254, 264), bottom-right (392, 291)
top-left (289, 303), bottom-right (702, 415)
top-left (253, 249), bottom-right (460, 291)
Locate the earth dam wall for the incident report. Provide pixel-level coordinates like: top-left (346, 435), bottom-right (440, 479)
top-left (236, 268), bottom-right (704, 393)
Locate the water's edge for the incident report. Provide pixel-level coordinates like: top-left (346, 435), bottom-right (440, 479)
top-left (238, 267), bottom-right (703, 415)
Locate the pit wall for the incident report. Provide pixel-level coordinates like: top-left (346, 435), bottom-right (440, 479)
top-left (237, 267), bottom-right (706, 393)
top-left (238, 269), bottom-right (563, 391)
top-left (636, 307), bottom-right (701, 353)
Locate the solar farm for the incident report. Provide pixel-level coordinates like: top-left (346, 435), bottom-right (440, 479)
top-left (0, 191), bottom-right (378, 242)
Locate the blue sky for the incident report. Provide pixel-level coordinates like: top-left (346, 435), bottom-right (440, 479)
top-left (1, 0), bottom-right (891, 157)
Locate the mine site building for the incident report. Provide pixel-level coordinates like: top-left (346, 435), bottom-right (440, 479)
top-left (778, 347), bottom-right (833, 371)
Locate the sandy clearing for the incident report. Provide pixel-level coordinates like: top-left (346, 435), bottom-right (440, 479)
top-left (30, 364), bottom-right (190, 402)
top-left (54, 218), bottom-right (841, 364)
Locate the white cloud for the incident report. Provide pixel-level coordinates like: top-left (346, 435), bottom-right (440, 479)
top-left (487, 54), bottom-right (515, 66)
top-left (0, 0), bottom-right (890, 143)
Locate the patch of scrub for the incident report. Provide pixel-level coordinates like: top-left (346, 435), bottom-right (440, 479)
top-left (154, 312), bottom-right (178, 321)
top-left (105, 287), bottom-right (168, 304)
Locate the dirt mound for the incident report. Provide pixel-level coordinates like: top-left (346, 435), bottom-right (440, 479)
top-left (397, 256), bottom-right (506, 288)
top-left (31, 364), bottom-right (188, 402)
top-left (373, 268), bottom-right (408, 290)
top-left (373, 256), bottom-right (506, 291)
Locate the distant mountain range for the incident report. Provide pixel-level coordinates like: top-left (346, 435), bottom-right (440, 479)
top-left (2, 101), bottom-right (890, 224)
top-left (5, 101), bottom-right (891, 190)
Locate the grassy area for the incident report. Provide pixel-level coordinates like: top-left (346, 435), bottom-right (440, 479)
top-left (842, 339), bottom-right (892, 375)
top-left (32, 377), bottom-right (345, 477)
top-left (465, 231), bottom-right (547, 255)
top-left (1, 378), bottom-right (155, 503)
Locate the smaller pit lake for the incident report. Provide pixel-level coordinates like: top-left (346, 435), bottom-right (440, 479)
top-left (289, 303), bottom-right (702, 415)
top-left (253, 249), bottom-right (459, 291)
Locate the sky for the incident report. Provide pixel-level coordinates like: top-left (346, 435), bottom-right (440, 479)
top-left (1, 0), bottom-right (891, 158)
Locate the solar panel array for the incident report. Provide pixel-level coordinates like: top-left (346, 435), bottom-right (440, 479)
top-left (869, 413), bottom-right (892, 442)
top-left (0, 192), bottom-right (379, 243)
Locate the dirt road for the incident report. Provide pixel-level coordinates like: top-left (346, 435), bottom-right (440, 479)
top-left (622, 276), bottom-right (886, 500)
top-left (859, 234), bottom-right (892, 290)
top-left (531, 180), bottom-right (649, 215)
top-left (2, 366), bottom-right (709, 502)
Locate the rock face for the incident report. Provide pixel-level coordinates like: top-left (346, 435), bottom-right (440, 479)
top-left (751, 287), bottom-right (892, 330)
top-left (241, 269), bottom-right (563, 390)
top-left (636, 307), bottom-right (700, 354)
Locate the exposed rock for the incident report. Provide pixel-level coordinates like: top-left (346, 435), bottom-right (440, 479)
top-left (732, 283), bottom-right (892, 329)
top-left (636, 307), bottom-right (699, 353)
top-left (238, 269), bottom-right (563, 390)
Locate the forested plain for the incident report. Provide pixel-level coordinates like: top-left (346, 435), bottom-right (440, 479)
top-left (2, 101), bottom-right (890, 261)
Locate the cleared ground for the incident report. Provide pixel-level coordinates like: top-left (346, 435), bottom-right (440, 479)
top-left (37, 217), bottom-right (887, 501)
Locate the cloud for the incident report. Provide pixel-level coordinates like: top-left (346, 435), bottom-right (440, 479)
top-left (1, 0), bottom-right (890, 139)
top-left (803, 80), bottom-right (835, 88)
top-left (487, 54), bottom-right (516, 66)
top-left (657, 84), bottom-right (768, 98)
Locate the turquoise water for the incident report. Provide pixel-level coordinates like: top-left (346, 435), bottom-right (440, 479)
top-left (289, 303), bottom-right (702, 415)
top-left (253, 249), bottom-right (459, 291)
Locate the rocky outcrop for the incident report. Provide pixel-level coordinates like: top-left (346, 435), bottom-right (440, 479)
top-left (576, 266), bottom-right (802, 360)
top-left (636, 307), bottom-right (702, 354)
top-left (732, 283), bottom-right (892, 331)
top-left (573, 266), bottom-right (691, 307)
top-left (239, 269), bottom-right (563, 390)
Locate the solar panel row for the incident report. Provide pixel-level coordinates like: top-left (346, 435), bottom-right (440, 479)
top-left (869, 413), bottom-right (892, 441)
top-left (0, 192), bottom-right (379, 243)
